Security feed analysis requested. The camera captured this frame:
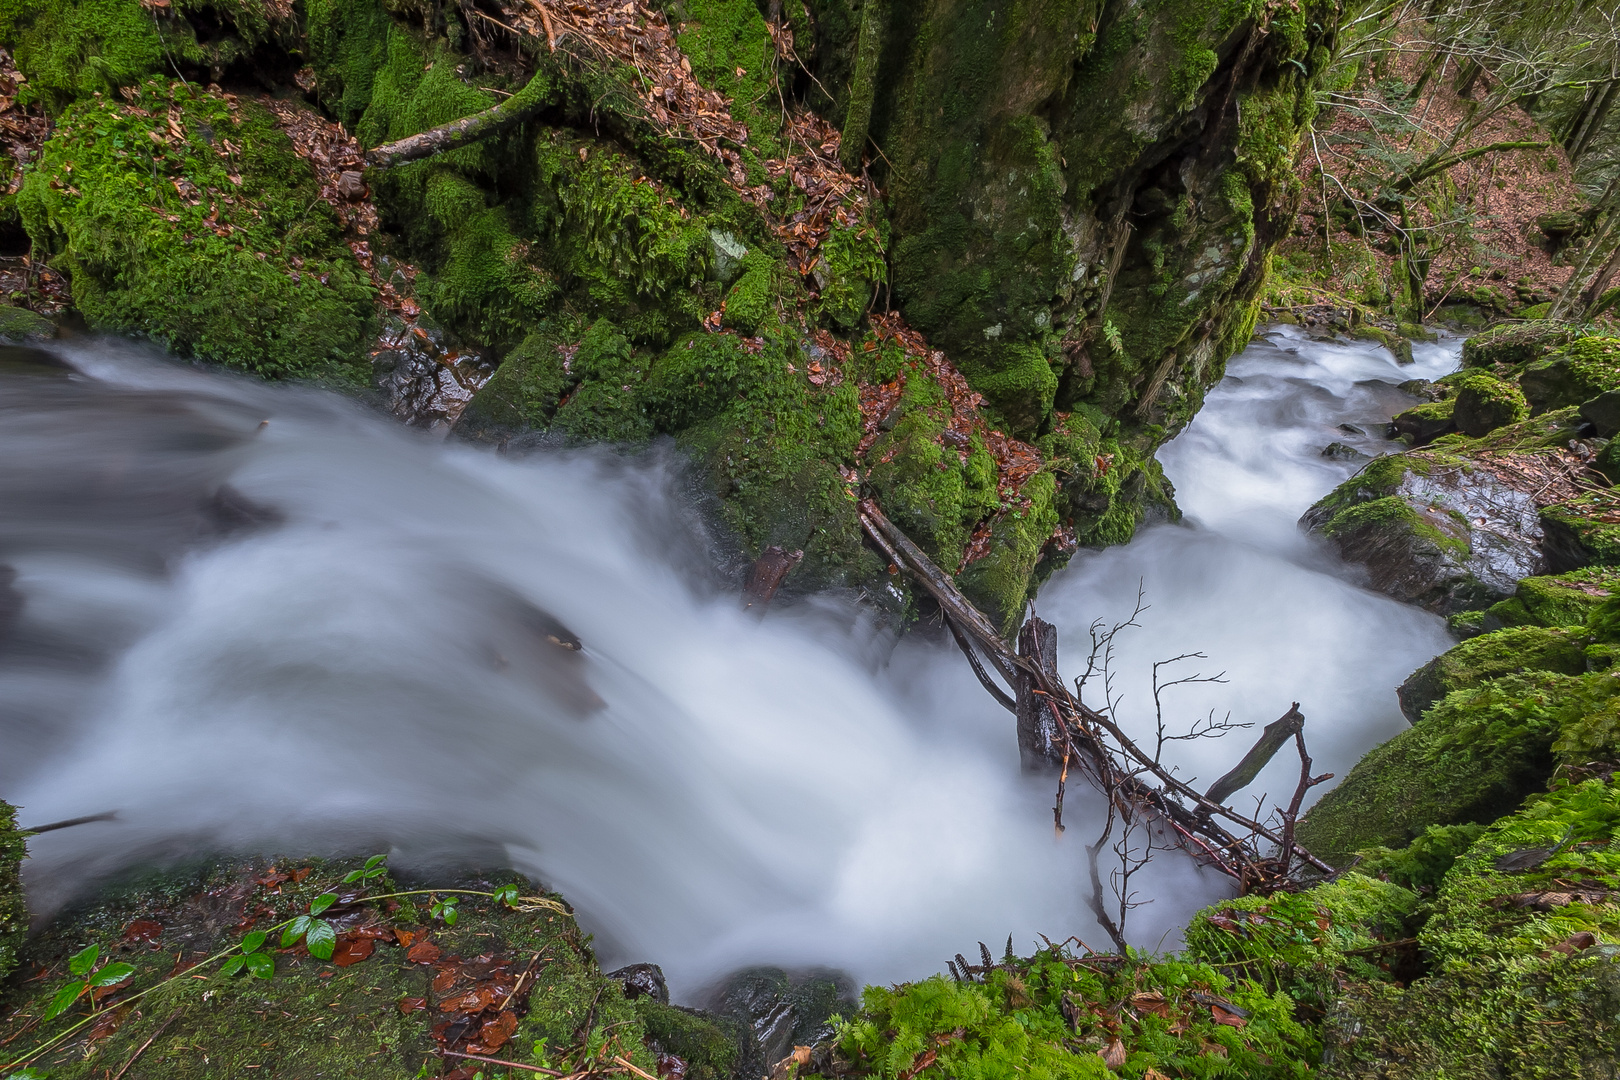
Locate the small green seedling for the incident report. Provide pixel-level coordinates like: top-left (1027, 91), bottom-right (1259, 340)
top-left (220, 931), bottom-right (275, 979)
top-left (42, 946), bottom-right (134, 1021)
top-left (280, 893), bottom-right (339, 960)
top-left (342, 854), bottom-right (389, 885)
top-left (430, 896), bottom-right (458, 926)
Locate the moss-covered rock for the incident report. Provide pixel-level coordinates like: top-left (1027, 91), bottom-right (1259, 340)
top-left (1447, 369), bottom-right (1529, 437)
top-left (1459, 320), bottom-right (1585, 371)
top-left (1519, 336), bottom-right (1620, 414)
top-left (0, 302), bottom-right (53, 342)
top-left (1321, 780), bottom-right (1620, 1078)
top-left (1389, 398), bottom-right (1456, 445)
top-left (1300, 451), bottom-right (1546, 614)
top-left (0, 802), bottom-right (24, 983)
top-left (15, 80), bottom-right (374, 378)
top-left (1396, 625), bottom-right (1590, 723)
top-left (1480, 566), bottom-right (1620, 631)
top-left (1294, 670), bottom-right (1620, 864)
top-left (0, 856), bottom-right (699, 1079)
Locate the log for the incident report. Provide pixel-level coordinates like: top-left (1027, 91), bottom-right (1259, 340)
top-left (364, 72), bottom-right (553, 170)
top-left (742, 545), bottom-right (803, 612)
top-left (1203, 705), bottom-right (1304, 807)
top-left (1015, 617), bottom-right (1064, 771)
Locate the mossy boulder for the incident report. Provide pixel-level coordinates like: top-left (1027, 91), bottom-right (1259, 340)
top-left (15, 80), bottom-right (374, 379)
top-left (1321, 780), bottom-right (1620, 1078)
top-left (0, 802), bottom-right (24, 983)
top-left (1389, 399), bottom-right (1456, 445)
top-left (1396, 625), bottom-right (1590, 723)
top-left (1349, 323), bottom-right (1413, 364)
top-left (1480, 567), bottom-right (1620, 631)
top-left (1446, 370), bottom-right (1529, 437)
top-left (0, 855), bottom-right (735, 1080)
top-left (1295, 670), bottom-right (1620, 864)
top-left (1541, 496), bottom-right (1620, 569)
top-left (1300, 452), bottom-right (1547, 614)
top-left (1459, 320), bottom-right (1584, 371)
top-left (0, 303), bottom-right (54, 342)
top-left (1518, 336), bottom-right (1620, 414)
top-left (1579, 388), bottom-right (1620, 438)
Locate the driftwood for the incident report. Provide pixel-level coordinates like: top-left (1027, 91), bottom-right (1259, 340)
top-left (857, 499), bottom-right (1333, 887)
top-left (19, 810), bottom-right (118, 834)
top-left (742, 545), bottom-right (803, 613)
top-left (364, 73), bottom-right (553, 170)
top-left (1015, 617), bottom-right (1064, 772)
top-left (1204, 705), bottom-right (1304, 806)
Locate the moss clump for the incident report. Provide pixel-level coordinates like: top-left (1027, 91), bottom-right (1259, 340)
top-left (1390, 398), bottom-right (1456, 444)
top-left (1353, 822), bottom-right (1488, 893)
top-left (1, 0), bottom-right (165, 111)
top-left (0, 802), bottom-right (24, 983)
top-left (827, 945), bottom-right (1317, 1080)
top-left (1446, 370), bottom-right (1529, 437)
top-left (1294, 670), bottom-right (1620, 864)
top-left (1397, 626), bottom-right (1590, 723)
top-left (457, 317), bottom-right (585, 440)
top-left (1519, 336), bottom-right (1620, 414)
top-left (0, 303), bottom-right (53, 341)
top-left (1541, 497), bottom-right (1620, 566)
top-left (1482, 567), bottom-right (1620, 631)
top-left (549, 319), bottom-right (654, 443)
top-left (957, 472), bottom-right (1061, 635)
top-left (1183, 874), bottom-right (1418, 1014)
top-left (0, 856), bottom-right (673, 1080)
top-left (304, 0), bottom-right (392, 126)
top-left (16, 80), bottom-right (374, 379)
top-left (632, 998), bottom-right (740, 1080)
top-left (1459, 320), bottom-right (1585, 370)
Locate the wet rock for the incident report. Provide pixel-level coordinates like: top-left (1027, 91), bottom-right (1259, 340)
top-left (371, 318), bottom-right (493, 429)
top-left (1322, 442), bottom-right (1369, 462)
top-left (1301, 455), bottom-right (1548, 614)
top-left (1348, 323), bottom-right (1413, 364)
top-left (1449, 371), bottom-right (1528, 437)
top-left (1396, 379), bottom-right (1442, 402)
top-left (703, 967), bottom-right (856, 1078)
top-left (1339, 423), bottom-right (1367, 435)
top-left (1580, 389), bottom-right (1620, 438)
top-left (1390, 400), bottom-right (1457, 446)
top-left (1520, 349), bottom-right (1620, 414)
top-left (1461, 321), bottom-right (1584, 370)
top-left (1396, 625), bottom-right (1588, 723)
top-left (608, 962), bottom-right (669, 1004)
top-left (0, 304), bottom-right (54, 343)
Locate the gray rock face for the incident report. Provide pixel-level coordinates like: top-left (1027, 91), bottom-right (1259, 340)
top-left (1302, 459), bottom-right (1548, 614)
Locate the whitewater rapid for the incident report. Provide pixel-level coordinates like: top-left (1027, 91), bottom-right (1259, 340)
top-left (2, 326), bottom-right (1455, 993)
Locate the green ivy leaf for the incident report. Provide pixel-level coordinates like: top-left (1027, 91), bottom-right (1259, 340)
top-left (67, 945), bottom-right (99, 979)
top-left (245, 952), bottom-right (275, 980)
top-left (309, 893), bottom-right (339, 917)
top-left (42, 982), bottom-right (84, 1021)
top-left (241, 931), bottom-right (267, 955)
top-left (305, 920), bottom-right (337, 961)
top-left (91, 963), bottom-right (134, 988)
top-left (220, 955), bottom-right (247, 978)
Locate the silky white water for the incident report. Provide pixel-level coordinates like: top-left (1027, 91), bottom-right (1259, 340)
top-left (2, 326), bottom-right (1454, 993)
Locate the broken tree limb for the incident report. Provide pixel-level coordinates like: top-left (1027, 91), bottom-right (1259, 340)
top-left (1016, 617), bottom-right (1065, 771)
top-left (946, 616), bottom-right (1016, 713)
top-left (1203, 705), bottom-right (1305, 806)
top-left (860, 495), bottom-right (1334, 882)
top-left (742, 545), bottom-right (802, 613)
top-left (364, 72), bottom-right (554, 169)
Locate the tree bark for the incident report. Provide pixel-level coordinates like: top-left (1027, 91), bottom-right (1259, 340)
top-left (1204, 706), bottom-right (1304, 807)
top-left (837, 0), bottom-right (884, 172)
top-left (1570, 79), bottom-right (1619, 165)
top-left (1015, 618), bottom-right (1063, 772)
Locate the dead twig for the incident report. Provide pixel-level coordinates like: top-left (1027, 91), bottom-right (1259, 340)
top-left (110, 1008), bottom-right (183, 1080)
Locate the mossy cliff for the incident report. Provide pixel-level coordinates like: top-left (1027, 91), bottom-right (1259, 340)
top-left (2, 0), bottom-right (1331, 630)
top-left (0, 803), bottom-right (23, 985)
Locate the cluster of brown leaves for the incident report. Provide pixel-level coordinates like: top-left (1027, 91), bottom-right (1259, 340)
top-left (259, 95), bottom-right (491, 421)
top-left (0, 48), bottom-right (46, 197)
top-left (399, 936), bottom-right (539, 1067)
top-left (1467, 446), bottom-right (1609, 507)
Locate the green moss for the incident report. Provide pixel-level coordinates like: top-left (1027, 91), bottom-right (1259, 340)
top-left (1353, 822), bottom-right (1488, 892)
top-left (0, 303), bottom-right (53, 341)
top-left (1445, 369), bottom-right (1528, 437)
top-left (1519, 336), bottom-right (1620, 413)
top-left (1460, 321), bottom-right (1585, 370)
top-left (16, 81), bottom-right (374, 379)
top-left (1, 0), bottom-right (165, 111)
top-left (305, 0), bottom-right (393, 126)
top-left (722, 249), bottom-right (783, 335)
top-left (814, 204), bottom-right (887, 330)
top-left (829, 945), bottom-right (1316, 1080)
top-left (669, 0), bottom-right (782, 158)
top-left (0, 856), bottom-right (669, 1080)
top-left (957, 472), bottom-right (1060, 635)
top-left (549, 319), bottom-right (654, 443)
top-left (1184, 875), bottom-right (1417, 1013)
top-left (1398, 626), bottom-right (1590, 723)
top-left (632, 998), bottom-right (739, 1080)
top-left (1294, 671), bottom-right (1614, 864)
top-left (458, 317), bottom-right (585, 439)
top-left (1541, 498), bottom-right (1620, 566)
top-left (1482, 568), bottom-right (1620, 630)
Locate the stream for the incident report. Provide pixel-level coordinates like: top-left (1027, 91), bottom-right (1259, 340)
top-left (1, 325), bottom-right (1457, 995)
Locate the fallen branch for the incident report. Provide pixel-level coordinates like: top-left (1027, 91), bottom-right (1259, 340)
top-left (364, 72), bottom-right (553, 169)
top-left (1204, 706), bottom-right (1304, 806)
top-left (110, 1008), bottom-right (182, 1080)
top-left (441, 1049), bottom-right (565, 1075)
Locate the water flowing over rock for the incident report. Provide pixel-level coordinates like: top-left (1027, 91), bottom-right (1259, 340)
top-left (1301, 454), bottom-right (1549, 614)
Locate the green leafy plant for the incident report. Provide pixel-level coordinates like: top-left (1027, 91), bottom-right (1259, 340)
top-left (1103, 319), bottom-right (1125, 356)
top-left (219, 930), bottom-right (276, 979)
top-left (41, 945), bottom-right (134, 1022)
top-left (342, 853), bottom-right (390, 885)
top-left (281, 892), bottom-right (341, 960)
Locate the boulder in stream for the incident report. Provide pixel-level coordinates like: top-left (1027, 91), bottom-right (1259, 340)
top-left (1301, 453), bottom-right (1548, 614)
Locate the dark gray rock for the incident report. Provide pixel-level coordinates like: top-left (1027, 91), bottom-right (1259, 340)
top-left (1322, 442), bottom-right (1370, 462)
top-left (1581, 390), bottom-right (1620, 438)
top-left (608, 962), bottom-right (669, 1005)
top-left (702, 967), bottom-right (856, 1077)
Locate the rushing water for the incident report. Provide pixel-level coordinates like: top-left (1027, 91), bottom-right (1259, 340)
top-left (2, 326), bottom-right (1454, 994)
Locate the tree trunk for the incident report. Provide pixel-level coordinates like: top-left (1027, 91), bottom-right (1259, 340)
top-left (1571, 79), bottom-right (1619, 165)
top-left (837, 0), bottom-right (884, 172)
top-left (1014, 617), bottom-right (1063, 772)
